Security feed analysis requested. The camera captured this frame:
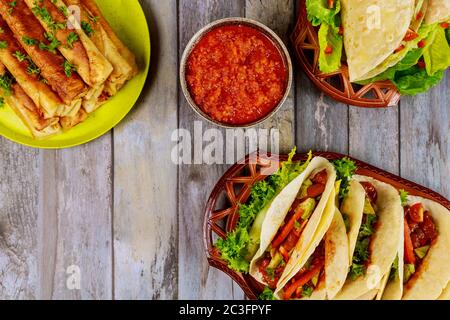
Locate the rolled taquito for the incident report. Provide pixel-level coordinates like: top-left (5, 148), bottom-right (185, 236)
top-left (0, 18), bottom-right (65, 118)
top-left (0, 0), bottom-right (87, 113)
top-left (63, 0), bottom-right (137, 97)
top-left (23, 0), bottom-right (113, 89)
top-left (0, 62), bottom-right (61, 138)
top-left (60, 107), bottom-right (88, 129)
top-left (79, 0), bottom-right (138, 95)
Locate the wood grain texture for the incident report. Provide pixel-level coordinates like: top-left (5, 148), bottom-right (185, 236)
top-left (0, 0), bottom-right (449, 301)
top-left (178, 0), bottom-right (245, 300)
top-left (113, 0), bottom-right (178, 300)
top-left (39, 136), bottom-right (113, 300)
top-left (0, 141), bottom-right (39, 299)
top-left (400, 73), bottom-right (450, 199)
top-left (245, 0), bottom-right (296, 154)
top-left (349, 106), bottom-right (400, 174)
top-left (296, 72), bottom-right (349, 153)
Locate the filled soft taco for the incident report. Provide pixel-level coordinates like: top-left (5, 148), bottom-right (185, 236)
top-left (306, 0), bottom-right (450, 95)
top-left (334, 176), bottom-right (403, 300)
top-left (379, 193), bottom-right (450, 300)
top-left (269, 157), bottom-right (358, 300)
top-left (216, 151), bottom-right (338, 282)
top-left (248, 157), bottom-right (337, 289)
top-left (272, 203), bottom-right (349, 300)
top-left (399, 195), bottom-right (450, 300)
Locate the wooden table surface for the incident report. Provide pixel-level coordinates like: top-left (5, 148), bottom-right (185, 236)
top-left (0, 0), bottom-right (448, 300)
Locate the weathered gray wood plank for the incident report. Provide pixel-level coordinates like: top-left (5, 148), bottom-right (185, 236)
top-left (0, 141), bottom-right (39, 299)
top-left (39, 136), bottom-right (113, 300)
top-left (246, 0), bottom-right (296, 154)
top-left (400, 73), bottom-right (450, 199)
top-left (113, 0), bottom-right (178, 300)
top-left (349, 106), bottom-right (400, 174)
top-left (296, 76), bottom-right (349, 153)
top-left (178, 0), bottom-right (245, 300)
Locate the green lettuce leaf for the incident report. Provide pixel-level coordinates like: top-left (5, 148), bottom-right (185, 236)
top-left (259, 287), bottom-right (277, 300)
top-left (399, 189), bottom-right (409, 207)
top-left (318, 22), bottom-right (343, 73)
top-left (357, 23), bottom-right (437, 85)
top-left (392, 66), bottom-right (445, 95)
top-left (216, 148), bottom-right (313, 273)
top-left (423, 27), bottom-right (450, 76)
top-left (333, 157), bottom-right (357, 199)
top-left (357, 23), bottom-right (449, 95)
top-left (306, 0), bottom-right (341, 27)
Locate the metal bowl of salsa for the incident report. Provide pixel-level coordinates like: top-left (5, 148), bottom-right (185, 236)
top-left (180, 17), bottom-right (293, 128)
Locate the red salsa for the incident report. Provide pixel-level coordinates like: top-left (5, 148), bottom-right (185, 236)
top-left (186, 24), bottom-right (288, 125)
top-left (403, 202), bottom-right (438, 285)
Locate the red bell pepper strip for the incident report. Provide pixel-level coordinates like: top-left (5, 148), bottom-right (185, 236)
top-left (307, 184), bottom-right (325, 198)
top-left (272, 207), bottom-right (304, 248)
top-left (404, 218), bottom-right (416, 265)
top-left (283, 259), bottom-right (324, 300)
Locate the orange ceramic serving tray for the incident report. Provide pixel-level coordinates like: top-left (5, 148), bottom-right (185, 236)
top-left (291, 0), bottom-right (401, 108)
top-left (203, 151), bottom-right (450, 299)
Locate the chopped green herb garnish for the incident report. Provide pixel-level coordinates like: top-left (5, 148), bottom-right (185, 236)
top-left (0, 96), bottom-right (4, 108)
top-left (0, 73), bottom-right (13, 95)
top-left (22, 36), bottom-right (38, 46)
top-left (0, 41), bottom-right (7, 49)
top-left (62, 59), bottom-right (76, 77)
top-left (81, 21), bottom-right (94, 37)
top-left (8, 0), bottom-right (16, 14)
top-left (32, 4), bottom-right (66, 30)
top-left (66, 32), bottom-right (78, 48)
top-left (13, 51), bottom-right (27, 62)
top-left (27, 61), bottom-right (41, 75)
top-left (88, 14), bottom-right (99, 23)
top-left (59, 5), bottom-right (68, 17)
top-left (39, 32), bottom-right (61, 53)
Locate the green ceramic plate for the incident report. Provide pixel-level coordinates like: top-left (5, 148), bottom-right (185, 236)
top-left (0, 0), bottom-right (150, 149)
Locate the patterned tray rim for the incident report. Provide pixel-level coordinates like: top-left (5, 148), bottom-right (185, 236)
top-left (203, 150), bottom-right (450, 299)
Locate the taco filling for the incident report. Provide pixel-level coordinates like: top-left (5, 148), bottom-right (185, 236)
top-left (280, 241), bottom-right (325, 300)
top-left (403, 202), bottom-right (438, 284)
top-left (257, 169), bottom-right (328, 289)
top-left (347, 182), bottom-right (379, 280)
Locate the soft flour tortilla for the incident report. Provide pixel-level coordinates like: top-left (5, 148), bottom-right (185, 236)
top-left (273, 188), bottom-right (343, 300)
top-left (357, 289), bottom-right (379, 300)
top-left (334, 176), bottom-right (403, 300)
top-left (275, 207), bottom-right (349, 300)
top-left (438, 283), bottom-right (450, 300)
top-left (340, 180), bottom-right (366, 265)
top-left (425, 0), bottom-right (450, 24)
top-left (402, 196), bottom-right (450, 300)
top-left (249, 157), bottom-right (337, 286)
top-left (324, 209), bottom-right (350, 299)
top-left (357, 0), bottom-right (428, 81)
top-left (379, 223), bottom-right (405, 300)
top-left (341, 0), bottom-right (415, 82)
